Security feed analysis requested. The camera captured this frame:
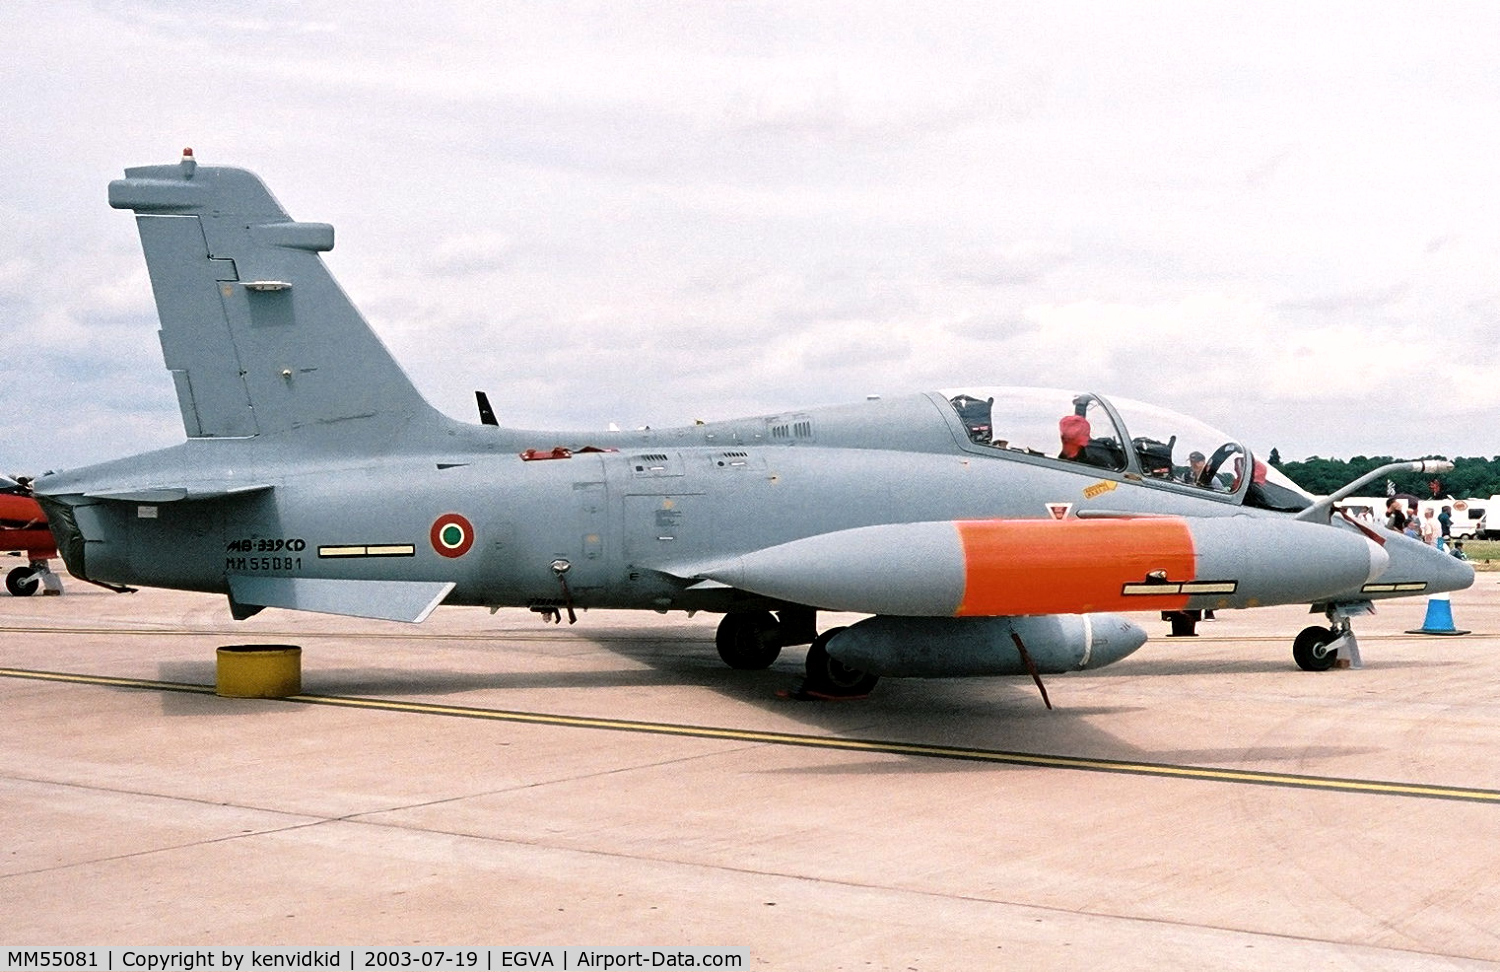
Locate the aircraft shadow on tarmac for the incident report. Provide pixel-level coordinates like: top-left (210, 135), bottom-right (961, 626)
top-left (148, 631), bottom-right (1141, 760)
top-left (1134, 743), bottom-right (1384, 765)
top-left (615, 638), bottom-right (1395, 773)
top-left (1097, 654), bottom-right (1461, 677)
top-left (146, 626), bottom-right (1387, 771)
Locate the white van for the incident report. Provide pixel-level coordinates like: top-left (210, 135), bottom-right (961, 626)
top-left (1414, 497), bottom-right (1496, 539)
top-left (1447, 498), bottom-right (1493, 539)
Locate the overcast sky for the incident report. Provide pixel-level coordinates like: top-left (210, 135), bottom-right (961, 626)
top-left (5, 2), bottom-right (1500, 476)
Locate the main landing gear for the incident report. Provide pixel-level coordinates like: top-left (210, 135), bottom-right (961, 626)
top-left (802, 626), bottom-right (879, 697)
top-left (714, 608), bottom-right (880, 697)
top-left (714, 610), bottom-right (784, 670)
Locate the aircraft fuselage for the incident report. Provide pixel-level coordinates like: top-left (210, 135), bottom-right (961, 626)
top-left (38, 390), bottom-right (1468, 623)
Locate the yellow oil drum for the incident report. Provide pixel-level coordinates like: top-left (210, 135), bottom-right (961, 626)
top-left (216, 644), bottom-right (302, 698)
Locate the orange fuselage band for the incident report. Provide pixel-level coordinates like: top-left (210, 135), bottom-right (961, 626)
top-left (955, 519), bottom-right (1196, 616)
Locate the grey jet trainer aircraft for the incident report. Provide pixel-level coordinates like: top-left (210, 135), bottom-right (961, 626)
top-left (32, 152), bottom-right (1473, 698)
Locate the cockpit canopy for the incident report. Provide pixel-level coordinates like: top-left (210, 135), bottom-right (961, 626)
top-left (942, 387), bottom-right (1311, 512)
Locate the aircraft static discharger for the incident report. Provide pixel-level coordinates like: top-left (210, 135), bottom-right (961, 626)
top-left (32, 153), bottom-right (1474, 700)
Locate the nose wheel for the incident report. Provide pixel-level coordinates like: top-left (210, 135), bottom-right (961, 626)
top-left (6, 561), bottom-right (59, 596)
top-left (1293, 605), bottom-right (1366, 671)
top-left (7, 565), bottom-right (40, 597)
top-left (1292, 625), bottom-right (1339, 671)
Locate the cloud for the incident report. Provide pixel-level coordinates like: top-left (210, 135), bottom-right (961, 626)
top-left (5, 3), bottom-right (1500, 471)
top-left (422, 233), bottom-right (516, 276)
top-left (1277, 284), bottom-right (1411, 314)
top-left (941, 242), bottom-right (1073, 288)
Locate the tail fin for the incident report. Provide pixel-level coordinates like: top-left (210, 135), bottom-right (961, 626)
top-left (109, 151), bottom-right (440, 440)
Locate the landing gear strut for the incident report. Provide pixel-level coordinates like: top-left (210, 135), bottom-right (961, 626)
top-left (1293, 602), bottom-right (1370, 671)
top-left (6, 561), bottom-right (59, 597)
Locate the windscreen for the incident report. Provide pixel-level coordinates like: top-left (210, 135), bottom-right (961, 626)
top-left (942, 388), bottom-right (1128, 471)
top-left (942, 387), bottom-right (1314, 511)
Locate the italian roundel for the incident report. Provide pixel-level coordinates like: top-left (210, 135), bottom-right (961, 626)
top-left (430, 513), bottom-right (475, 558)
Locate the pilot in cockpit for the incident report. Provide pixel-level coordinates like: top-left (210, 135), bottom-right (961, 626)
top-left (1183, 450), bottom-right (1207, 485)
top-left (1058, 396), bottom-right (1092, 461)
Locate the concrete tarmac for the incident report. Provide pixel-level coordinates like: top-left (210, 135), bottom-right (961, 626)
top-left (4, 573), bottom-right (1500, 970)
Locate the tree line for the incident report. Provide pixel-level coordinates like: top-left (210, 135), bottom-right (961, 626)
top-left (1268, 449), bottom-right (1500, 499)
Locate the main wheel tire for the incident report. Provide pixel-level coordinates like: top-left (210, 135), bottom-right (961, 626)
top-left (1292, 625), bottom-right (1338, 671)
top-left (804, 627), bottom-right (879, 697)
top-left (6, 566), bottom-right (40, 597)
top-left (1164, 610), bottom-right (1200, 637)
top-left (715, 611), bottom-right (783, 670)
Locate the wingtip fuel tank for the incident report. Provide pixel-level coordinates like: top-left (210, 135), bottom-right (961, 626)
top-left (695, 515), bottom-right (1391, 618)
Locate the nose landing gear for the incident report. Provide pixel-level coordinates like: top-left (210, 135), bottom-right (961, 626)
top-left (1292, 625), bottom-right (1339, 671)
top-left (1293, 602), bottom-right (1371, 671)
top-left (6, 561), bottom-right (62, 597)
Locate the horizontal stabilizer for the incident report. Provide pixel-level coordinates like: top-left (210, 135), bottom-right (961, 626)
top-left (86, 484), bottom-right (274, 503)
top-left (228, 575), bottom-right (455, 623)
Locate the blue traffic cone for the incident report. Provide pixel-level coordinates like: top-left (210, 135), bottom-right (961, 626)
top-left (1406, 592), bottom-right (1471, 635)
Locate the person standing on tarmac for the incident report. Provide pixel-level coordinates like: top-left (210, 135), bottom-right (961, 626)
top-left (1419, 507), bottom-right (1439, 546)
top-left (1385, 498), bottom-right (1408, 533)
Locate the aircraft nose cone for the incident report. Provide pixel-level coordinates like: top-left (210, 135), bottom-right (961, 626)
top-left (1378, 533), bottom-right (1475, 597)
top-left (1429, 545), bottom-right (1476, 594)
top-left (1083, 614), bottom-right (1149, 669)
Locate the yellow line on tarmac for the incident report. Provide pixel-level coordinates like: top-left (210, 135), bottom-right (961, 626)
top-left (1, 667), bottom-right (219, 695)
top-left (5, 666), bottom-right (1500, 806)
top-left (0, 625), bottom-right (701, 643)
